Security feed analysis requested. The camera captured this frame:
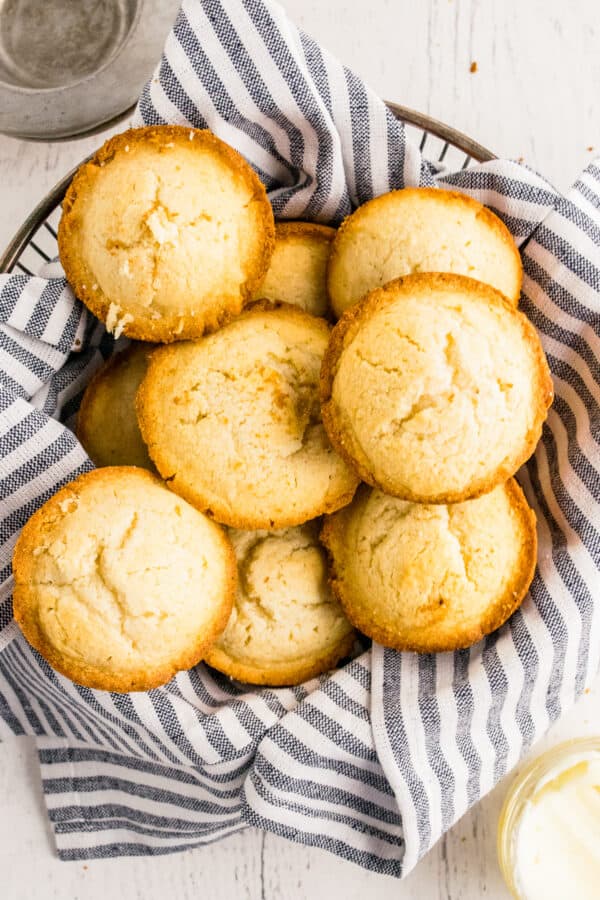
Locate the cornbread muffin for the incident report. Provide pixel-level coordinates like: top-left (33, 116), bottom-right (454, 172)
top-left (77, 343), bottom-right (154, 469)
top-left (12, 467), bottom-right (236, 692)
top-left (321, 273), bottom-right (553, 504)
top-left (328, 187), bottom-right (522, 317)
top-left (205, 521), bottom-right (355, 685)
top-left (137, 304), bottom-right (360, 530)
top-left (254, 222), bottom-right (335, 317)
top-left (321, 480), bottom-right (537, 653)
top-left (58, 125), bottom-right (275, 342)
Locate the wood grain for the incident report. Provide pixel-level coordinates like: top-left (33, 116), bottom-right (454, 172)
top-left (0, 0), bottom-right (598, 896)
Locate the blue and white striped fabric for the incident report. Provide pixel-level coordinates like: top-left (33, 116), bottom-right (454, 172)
top-left (1, 0), bottom-right (599, 878)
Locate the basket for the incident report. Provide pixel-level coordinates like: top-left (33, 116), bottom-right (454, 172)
top-left (0, 104), bottom-right (494, 274)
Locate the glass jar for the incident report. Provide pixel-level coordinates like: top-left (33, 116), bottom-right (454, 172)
top-left (497, 737), bottom-right (600, 900)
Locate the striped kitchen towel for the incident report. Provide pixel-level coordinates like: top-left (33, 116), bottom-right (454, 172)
top-left (1, 0), bottom-right (599, 878)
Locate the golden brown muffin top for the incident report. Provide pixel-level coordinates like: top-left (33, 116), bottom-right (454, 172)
top-left (321, 273), bottom-right (553, 503)
top-left (58, 125), bottom-right (275, 342)
top-left (321, 480), bottom-right (537, 653)
top-left (328, 186), bottom-right (522, 317)
top-left (137, 303), bottom-right (359, 529)
top-left (12, 467), bottom-right (236, 691)
top-left (205, 520), bottom-right (355, 686)
top-left (254, 221), bottom-right (335, 317)
top-left (77, 343), bottom-right (154, 470)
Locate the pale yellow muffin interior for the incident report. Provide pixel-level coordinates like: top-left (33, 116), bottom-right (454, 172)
top-left (12, 468), bottom-right (235, 691)
top-left (324, 275), bottom-right (552, 502)
top-left (205, 521), bottom-right (355, 685)
top-left (137, 305), bottom-right (359, 529)
top-left (254, 222), bottom-right (335, 316)
top-left (328, 187), bottom-right (522, 316)
top-left (322, 481), bottom-right (537, 653)
top-left (77, 344), bottom-right (154, 470)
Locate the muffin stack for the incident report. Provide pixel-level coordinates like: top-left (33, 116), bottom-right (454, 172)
top-left (321, 188), bottom-right (550, 652)
top-left (12, 126), bottom-right (552, 692)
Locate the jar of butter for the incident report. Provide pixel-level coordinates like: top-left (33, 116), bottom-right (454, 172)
top-left (497, 737), bottom-right (600, 900)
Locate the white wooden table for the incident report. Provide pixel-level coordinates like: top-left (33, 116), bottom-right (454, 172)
top-left (1, 1), bottom-right (598, 897)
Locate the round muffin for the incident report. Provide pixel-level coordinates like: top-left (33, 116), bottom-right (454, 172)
top-left (137, 303), bottom-right (360, 529)
top-left (328, 186), bottom-right (522, 317)
top-left (58, 125), bottom-right (275, 342)
top-left (77, 343), bottom-right (154, 470)
top-left (321, 480), bottom-right (537, 653)
top-left (12, 467), bottom-right (236, 692)
top-left (254, 221), bottom-right (335, 317)
top-left (204, 521), bottom-right (355, 685)
top-left (321, 273), bottom-right (553, 504)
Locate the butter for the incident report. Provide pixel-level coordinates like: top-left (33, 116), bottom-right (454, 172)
top-left (513, 752), bottom-right (600, 900)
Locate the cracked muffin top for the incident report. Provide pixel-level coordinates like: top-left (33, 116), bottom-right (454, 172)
top-left (321, 480), bottom-right (537, 653)
top-left (12, 467), bottom-right (236, 691)
top-left (136, 304), bottom-right (360, 529)
top-left (204, 521), bottom-right (355, 686)
top-left (58, 125), bottom-right (275, 342)
top-left (328, 186), bottom-right (522, 317)
top-left (321, 273), bottom-right (553, 503)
